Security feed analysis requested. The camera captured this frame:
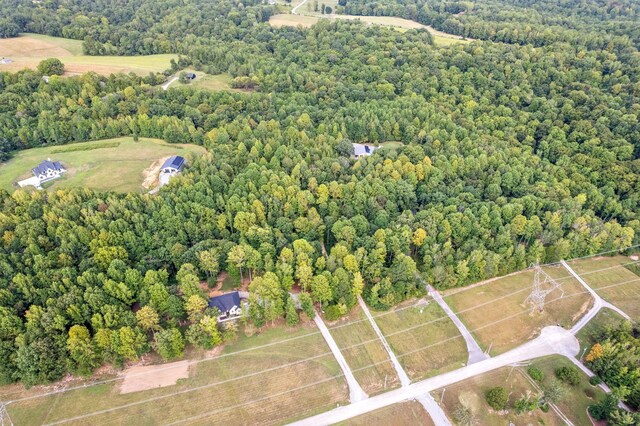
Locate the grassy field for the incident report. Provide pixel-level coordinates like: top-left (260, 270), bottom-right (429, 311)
top-left (529, 356), bottom-right (606, 426)
top-left (568, 255), bottom-right (640, 321)
top-left (374, 299), bottom-right (467, 380)
top-left (169, 70), bottom-right (251, 93)
top-left (327, 305), bottom-right (400, 395)
top-left (434, 365), bottom-right (564, 426)
top-left (0, 137), bottom-right (205, 193)
top-left (0, 33), bottom-right (176, 76)
top-left (339, 401), bottom-right (434, 425)
top-left (444, 265), bottom-right (594, 355)
top-left (5, 324), bottom-right (348, 426)
top-left (268, 14), bottom-right (470, 45)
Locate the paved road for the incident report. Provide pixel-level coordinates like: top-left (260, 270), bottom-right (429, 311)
top-left (291, 0), bottom-right (309, 14)
top-left (290, 326), bottom-right (579, 425)
top-left (427, 285), bottom-right (488, 365)
top-left (162, 77), bottom-right (178, 90)
top-left (415, 394), bottom-right (451, 426)
top-left (357, 296), bottom-right (411, 387)
top-left (560, 260), bottom-right (631, 334)
top-left (313, 312), bottom-right (368, 403)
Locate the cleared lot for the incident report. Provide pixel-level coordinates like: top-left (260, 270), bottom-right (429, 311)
top-left (6, 325), bottom-right (348, 426)
top-left (444, 265), bottom-right (594, 355)
top-left (568, 255), bottom-right (640, 320)
top-left (374, 300), bottom-right (467, 380)
top-left (328, 305), bottom-right (401, 395)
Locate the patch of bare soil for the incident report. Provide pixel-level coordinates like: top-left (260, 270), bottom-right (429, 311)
top-left (119, 360), bottom-right (189, 394)
top-left (142, 156), bottom-right (169, 189)
top-left (572, 298), bottom-right (593, 322)
top-left (630, 255), bottom-right (639, 261)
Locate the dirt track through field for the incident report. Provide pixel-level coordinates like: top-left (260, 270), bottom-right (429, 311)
top-left (120, 360), bottom-right (189, 394)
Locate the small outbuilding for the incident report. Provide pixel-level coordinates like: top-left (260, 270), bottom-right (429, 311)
top-left (352, 143), bottom-right (378, 158)
top-left (32, 159), bottom-right (66, 183)
top-left (209, 291), bottom-right (243, 322)
top-left (185, 72), bottom-right (196, 81)
top-left (161, 155), bottom-right (185, 174)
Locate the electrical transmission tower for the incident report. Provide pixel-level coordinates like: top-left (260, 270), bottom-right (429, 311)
top-left (524, 262), bottom-right (563, 314)
top-left (0, 401), bottom-right (12, 426)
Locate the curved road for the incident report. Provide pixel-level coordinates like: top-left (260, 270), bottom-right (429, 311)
top-left (289, 326), bottom-right (579, 426)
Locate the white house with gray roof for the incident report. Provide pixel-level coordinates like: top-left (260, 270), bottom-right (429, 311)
top-left (352, 143), bottom-right (379, 158)
top-left (32, 159), bottom-right (66, 183)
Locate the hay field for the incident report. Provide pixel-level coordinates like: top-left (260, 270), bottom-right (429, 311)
top-left (0, 34), bottom-right (176, 76)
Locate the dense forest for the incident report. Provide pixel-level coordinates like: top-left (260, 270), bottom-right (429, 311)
top-left (0, 0), bottom-right (638, 388)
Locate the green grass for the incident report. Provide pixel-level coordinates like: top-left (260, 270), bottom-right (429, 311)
top-left (444, 265), bottom-right (593, 355)
top-left (173, 70), bottom-right (249, 93)
top-left (434, 365), bottom-right (564, 426)
top-left (339, 401), bottom-right (434, 425)
top-left (568, 255), bottom-right (640, 321)
top-left (221, 273), bottom-right (240, 291)
top-left (0, 137), bottom-right (205, 193)
top-left (529, 356), bottom-right (606, 426)
top-left (327, 305), bottom-right (401, 395)
top-left (5, 323), bottom-right (348, 426)
top-left (0, 34), bottom-right (176, 76)
top-left (374, 299), bottom-right (467, 380)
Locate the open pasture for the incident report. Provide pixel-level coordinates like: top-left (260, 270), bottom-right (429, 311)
top-left (0, 34), bottom-right (176, 76)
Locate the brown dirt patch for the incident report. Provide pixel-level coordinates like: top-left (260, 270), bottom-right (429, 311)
top-left (119, 360), bottom-right (189, 394)
top-left (0, 36), bottom-right (73, 58)
top-left (142, 156), bottom-right (169, 189)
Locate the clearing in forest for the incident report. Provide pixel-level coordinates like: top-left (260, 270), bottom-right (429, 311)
top-left (443, 265), bottom-right (594, 355)
top-left (0, 33), bottom-right (176, 76)
top-left (0, 137), bottom-right (205, 193)
top-left (373, 299), bottom-right (468, 380)
top-left (5, 323), bottom-right (349, 426)
top-left (326, 305), bottom-right (401, 395)
top-left (568, 255), bottom-right (640, 321)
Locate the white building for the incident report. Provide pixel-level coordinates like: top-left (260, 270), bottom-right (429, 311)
top-left (353, 143), bottom-right (379, 158)
top-left (31, 159), bottom-right (66, 184)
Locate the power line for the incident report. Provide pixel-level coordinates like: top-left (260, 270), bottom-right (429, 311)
top-left (8, 252), bottom-right (638, 411)
top-left (525, 262), bottom-right (563, 313)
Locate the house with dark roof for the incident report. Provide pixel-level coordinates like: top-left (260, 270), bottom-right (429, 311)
top-left (208, 291), bottom-right (243, 322)
top-left (161, 155), bottom-right (185, 174)
top-left (32, 159), bottom-right (66, 183)
top-left (185, 72), bottom-right (196, 81)
top-left (352, 143), bottom-right (378, 158)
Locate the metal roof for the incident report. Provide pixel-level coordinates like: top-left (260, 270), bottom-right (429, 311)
top-left (161, 155), bottom-right (185, 170)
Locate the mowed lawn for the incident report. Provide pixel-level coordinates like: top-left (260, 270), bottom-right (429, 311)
top-left (568, 255), bottom-right (640, 321)
top-left (0, 33), bottom-right (176, 76)
top-left (0, 137), bottom-right (205, 193)
top-left (433, 364), bottom-right (566, 426)
top-left (168, 70), bottom-right (251, 93)
top-left (339, 400), bottom-right (434, 426)
top-left (374, 300), bottom-right (467, 380)
top-left (576, 307), bottom-right (628, 354)
top-left (327, 305), bottom-right (400, 395)
top-left (5, 324), bottom-right (349, 426)
top-left (444, 265), bottom-right (594, 355)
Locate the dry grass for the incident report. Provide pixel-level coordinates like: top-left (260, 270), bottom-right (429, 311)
top-left (339, 400), bottom-right (434, 425)
top-left (443, 265), bottom-right (594, 355)
top-left (568, 255), bottom-right (640, 321)
top-left (327, 305), bottom-right (400, 395)
top-left (373, 299), bottom-right (467, 380)
top-left (433, 365), bottom-right (565, 426)
top-left (5, 324), bottom-right (349, 426)
top-left (0, 34), bottom-right (176, 76)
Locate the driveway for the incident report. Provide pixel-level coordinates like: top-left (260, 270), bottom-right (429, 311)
top-left (289, 326), bottom-right (579, 425)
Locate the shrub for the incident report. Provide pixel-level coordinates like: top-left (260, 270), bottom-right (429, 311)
top-left (589, 375), bottom-right (602, 386)
top-left (555, 366), bottom-right (580, 386)
top-left (485, 386), bottom-right (509, 410)
top-left (527, 366), bottom-right (545, 382)
top-left (453, 404), bottom-right (476, 426)
top-left (37, 58), bottom-right (64, 76)
top-left (514, 392), bottom-right (538, 414)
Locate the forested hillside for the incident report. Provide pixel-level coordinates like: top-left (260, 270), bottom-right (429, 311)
top-left (0, 0), bottom-right (638, 387)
